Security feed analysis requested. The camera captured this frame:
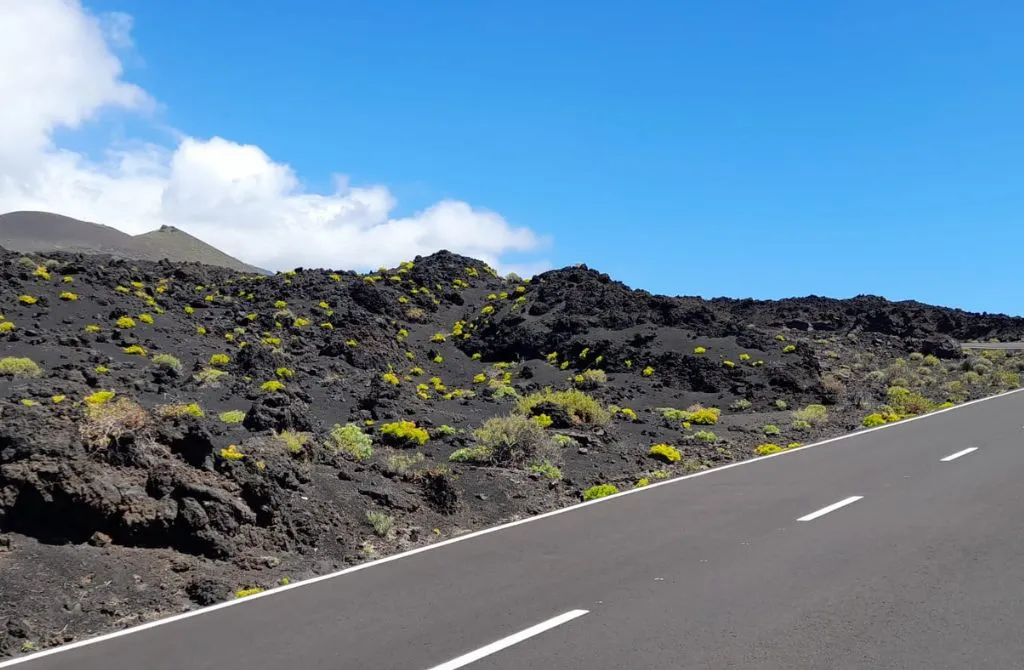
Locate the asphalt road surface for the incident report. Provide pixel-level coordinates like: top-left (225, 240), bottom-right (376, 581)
top-left (7, 390), bottom-right (1024, 670)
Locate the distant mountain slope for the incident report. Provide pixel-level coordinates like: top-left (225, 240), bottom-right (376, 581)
top-left (0, 211), bottom-right (267, 274)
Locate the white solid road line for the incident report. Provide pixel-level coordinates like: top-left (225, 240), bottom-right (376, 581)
top-left (423, 609), bottom-right (590, 670)
top-left (941, 447), bottom-right (978, 462)
top-left (797, 496), bottom-right (864, 522)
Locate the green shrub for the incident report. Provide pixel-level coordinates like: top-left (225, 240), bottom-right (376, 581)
top-left (775, 399), bottom-right (788, 410)
top-left (385, 451), bottom-right (426, 478)
top-left (366, 509), bottom-right (395, 537)
top-left (886, 386), bottom-right (935, 415)
top-left (657, 407), bottom-right (691, 421)
top-left (382, 371), bottom-right (400, 386)
top-left (649, 443), bottom-right (682, 463)
top-left (694, 346), bottom-right (706, 354)
top-left (791, 419), bottom-right (812, 430)
top-left (641, 366), bottom-right (655, 377)
top-left (276, 429), bottom-right (310, 454)
top-left (379, 420), bottom-right (429, 447)
top-left (116, 316), bottom-right (136, 329)
top-left (755, 443), bottom-right (783, 456)
top-left (528, 460), bottom-right (562, 480)
top-left (583, 484), bottom-right (619, 501)
top-left (209, 353), bottom-right (230, 366)
top-left (449, 445), bottom-right (492, 462)
top-left (574, 369), bottom-right (607, 389)
top-left (862, 413), bottom-right (888, 428)
top-left (18, 295), bottom-right (38, 305)
top-left (763, 424), bottom-right (781, 436)
top-left (516, 388), bottom-right (609, 425)
top-left (433, 424), bottom-right (458, 437)
top-left (791, 404), bottom-right (828, 426)
top-left (472, 414), bottom-right (554, 466)
top-left (0, 357), bottom-right (42, 378)
top-left (151, 353), bottom-right (182, 372)
top-left (531, 413), bottom-right (554, 428)
top-left (59, 291), bottom-right (78, 301)
top-left (194, 367), bottom-right (229, 387)
top-left (782, 345), bottom-right (797, 353)
top-left (0, 321), bottom-right (14, 333)
top-left (693, 430), bottom-right (717, 442)
top-left (327, 423), bottom-right (373, 461)
top-left (122, 345), bottom-right (147, 356)
top-left (235, 587), bottom-right (264, 599)
top-left (219, 410), bottom-right (246, 424)
top-left (260, 380), bottom-right (286, 392)
top-left (730, 398), bottom-right (752, 411)
top-left (275, 367), bottom-right (294, 379)
top-left (156, 402), bottom-right (204, 418)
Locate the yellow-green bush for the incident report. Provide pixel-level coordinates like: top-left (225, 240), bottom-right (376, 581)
top-left (886, 386), bottom-right (935, 415)
top-left (689, 407), bottom-right (721, 425)
top-left (783, 345), bottom-right (797, 353)
top-left (59, 291), bottom-right (78, 301)
top-left (156, 402), bottom-right (204, 418)
top-left (379, 420), bottom-right (429, 447)
top-left (0, 357), bottom-right (42, 378)
top-left (0, 321), bottom-right (14, 333)
top-left (449, 445), bottom-right (492, 462)
top-left (116, 316), bottom-right (136, 329)
top-left (642, 366), bottom-right (655, 377)
top-left (235, 587), bottom-right (264, 598)
top-left (209, 353), bottom-right (230, 366)
top-left (220, 445), bottom-right (245, 461)
top-left (84, 390), bottom-right (115, 405)
top-left (791, 404), bottom-right (828, 426)
top-left (219, 410), bottom-right (246, 424)
top-left (122, 345), bottom-right (147, 356)
top-left (260, 380), bottom-right (286, 392)
top-left (276, 429), bottom-right (310, 454)
top-left (649, 443), bottom-right (682, 463)
top-left (138, 314), bottom-right (154, 324)
top-left (583, 484), bottom-right (619, 501)
top-left (84, 324), bottom-right (100, 333)
top-left (755, 443), bottom-right (783, 456)
top-left (19, 295), bottom-right (38, 305)
top-left (382, 372), bottom-right (400, 386)
top-left (275, 367), bottom-right (294, 379)
top-left (472, 414), bottom-right (554, 466)
top-left (151, 353), bottom-right (182, 371)
top-left (516, 387), bottom-right (609, 425)
top-left (862, 413), bottom-right (889, 428)
top-left (327, 423), bottom-right (374, 461)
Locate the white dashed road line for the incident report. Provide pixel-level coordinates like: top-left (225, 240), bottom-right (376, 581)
top-left (423, 609), bottom-right (589, 670)
top-left (797, 496), bottom-right (864, 522)
top-left (941, 447), bottom-right (978, 462)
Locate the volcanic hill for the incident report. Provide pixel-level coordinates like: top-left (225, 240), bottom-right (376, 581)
top-left (0, 244), bottom-right (1022, 657)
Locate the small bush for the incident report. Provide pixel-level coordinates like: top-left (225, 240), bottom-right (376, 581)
top-left (730, 398), bottom-right (752, 411)
top-left (138, 314), bottom-right (154, 325)
top-left (775, 399), bottom-right (788, 410)
top-left (219, 410), bottom-right (246, 424)
top-left (116, 316), bottom-right (136, 329)
top-left (379, 420), bottom-right (429, 447)
top-left (689, 407), bottom-right (721, 425)
top-left (791, 419), bottom-right (812, 430)
top-left (755, 443), bottom-right (783, 456)
top-left (641, 366), bottom-right (655, 377)
top-left (18, 295), bottom-right (38, 305)
top-left (574, 369), bottom-right (607, 389)
top-left (151, 353), bottom-right (182, 371)
top-left (81, 398), bottom-right (150, 448)
top-left (886, 386), bottom-right (935, 415)
top-left (366, 510), bottom-right (395, 537)
top-left (862, 413), bottom-right (888, 428)
top-left (649, 443), bottom-right (682, 463)
top-left (59, 291), bottom-right (78, 301)
top-left (694, 347), bottom-right (706, 354)
top-left (382, 372), bottom-right (400, 386)
top-left (529, 460), bottom-right (562, 480)
top-left (516, 387), bottom-right (609, 425)
top-left (0, 321), bottom-right (15, 333)
top-left (763, 424), bottom-right (781, 436)
top-left (275, 367), bottom-right (294, 379)
top-left (692, 430), bottom-right (717, 442)
top-left (209, 353), bottom-right (230, 366)
top-left (220, 445), bottom-right (245, 461)
top-left (657, 407), bottom-right (691, 421)
top-left (783, 345), bottom-right (797, 353)
top-left (531, 413), bottom-right (554, 428)
top-left (260, 380), bottom-right (286, 392)
top-left (122, 345), bottom-right (147, 356)
top-left (449, 445), bottom-right (492, 462)
top-left (791, 404), bottom-right (828, 426)
top-left (583, 484), bottom-right (619, 501)
top-left (385, 451), bottom-right (426, 478)
top-left (328, 423), bottom-right (374, 461)
top-left (276, 429), bottom-right (310, 454)
top-left (473, 414), bottom-right (554, 466)
top-left (0, 357), bottom-right (42, 378)
top-left (235, 587), bottom-right (264, 599)
top-left (156, 402), bottom-right (205, 419)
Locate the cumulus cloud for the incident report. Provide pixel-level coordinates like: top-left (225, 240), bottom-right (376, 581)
top-left (0, 0), bottom-right (552, 273)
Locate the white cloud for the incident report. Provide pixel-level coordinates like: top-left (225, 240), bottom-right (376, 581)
top-left (0, 0), bottom-right (552, 274)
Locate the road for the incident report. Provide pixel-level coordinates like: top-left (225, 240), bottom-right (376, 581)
top-left (961, 341), bottom-right (1024, 350)
top-left (6, 389), bottom-right (1024, 670)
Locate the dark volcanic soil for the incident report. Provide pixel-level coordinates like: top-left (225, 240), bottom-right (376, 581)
top-left (1, 248), bottom-right (1022, 658)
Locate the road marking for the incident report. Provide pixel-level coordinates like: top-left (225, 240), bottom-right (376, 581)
top-left (424, 610), bottom-right (589, 670)
top-left (941, 447), bottom-right (978, 462)
top-left (797, 496), bottom-right (863, 522)
top-left (2, 387), bottom-right (1021, 668)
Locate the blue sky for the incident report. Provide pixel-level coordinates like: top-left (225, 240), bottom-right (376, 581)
top-left (72, 1), bottom-right (1024, 313)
